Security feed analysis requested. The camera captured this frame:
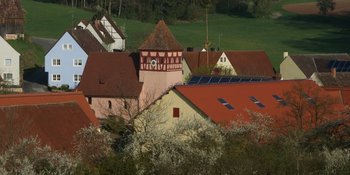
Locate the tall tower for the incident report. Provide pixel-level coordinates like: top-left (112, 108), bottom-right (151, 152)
top-left (138, 20), bottom-right (183, 106)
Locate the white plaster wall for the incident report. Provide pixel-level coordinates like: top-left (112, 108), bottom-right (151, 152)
top-left (280, 56), bottom-right (307, 80)
top-left (0, 36), bottom-right (20, 85)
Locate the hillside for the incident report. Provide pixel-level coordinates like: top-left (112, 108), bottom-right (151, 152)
top-left (22, 0), bottom-right (350, 68)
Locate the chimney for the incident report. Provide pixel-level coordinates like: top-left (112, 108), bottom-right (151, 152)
top-left (283, 52), bottom-right (289, 59)
top-left (331, 68), bottom-right (337, 78)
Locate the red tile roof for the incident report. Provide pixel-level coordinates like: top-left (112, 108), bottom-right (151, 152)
top-left (139, 20), bottom-right (183, 51)
top-left (69, 29), bottom-right (106, 53)
top-left (224, 51), bottom-right (276, 77)
top-left (0, 92), bottom-right (98, 152)
top-left (183, 51), bottom-right (223, 72)
top-left (90, 21), bottom-right (115, 44)
top-left (100, 15), bottom-right (126, 39)
top-left (175, 80), bottom-right (343, 130)
top-left (78, 52), bottom-right (143, 98)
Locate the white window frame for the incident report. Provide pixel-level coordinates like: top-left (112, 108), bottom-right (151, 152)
top-left (3, 73), bottom-right (13, 81)
top-left (52, 74), bottom-right (61, 82)
top-left (52, 59), bottom-right (61, 66)
top-left (73, 59), bottom-right (83, 67)
top-left (73, 74), bottom-right (82, 82)
top-left (4, 59), bottom-right (11, 66)
top-left (62, 44), bottom-right (73, 51)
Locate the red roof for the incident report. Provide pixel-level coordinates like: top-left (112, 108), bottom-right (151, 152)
top-left (69, 29), bottom-right (106, 53)
top-left (78, 52), bottom-right (143, 98)
top-left (175, 80), bottom-right (343, 130)
top-left (224, 51), bottom-right (276, 77)
top-left (139, 20), bottom-right (183, 51)
top-left (0, 92), bottom-right (98, 152)
top-left (183, 51), bottom-right (223, 72)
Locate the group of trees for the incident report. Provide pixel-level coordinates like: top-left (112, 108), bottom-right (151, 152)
top-left (34, 0), bottom-right (276, 23)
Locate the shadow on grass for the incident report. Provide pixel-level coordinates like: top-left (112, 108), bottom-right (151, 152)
top-left (278, 14), bottom-right (350, 53)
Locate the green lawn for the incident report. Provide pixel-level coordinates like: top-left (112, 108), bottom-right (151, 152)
top-left (8, 39), bottom-right (45, 69)
top-left (22, 0), bottom-right (350, 69)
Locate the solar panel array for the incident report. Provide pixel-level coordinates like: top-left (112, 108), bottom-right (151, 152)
top-left (328, 60), bottom-right (350, 72)
top-left (188, 76), bottom-right (271, 85)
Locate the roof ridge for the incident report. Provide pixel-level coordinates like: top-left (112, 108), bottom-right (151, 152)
top-left (0, 92), bottom-right (83, 99)
top-left (0, 101), bottom-right (78, 108)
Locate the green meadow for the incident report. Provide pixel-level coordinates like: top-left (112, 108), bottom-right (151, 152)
top-left (22, 0), bottom-right (350, 69)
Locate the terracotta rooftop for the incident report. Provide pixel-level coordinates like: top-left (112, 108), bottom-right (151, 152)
top-left (289, 53), bottom-right (350, 78)
top-left (225, 51), bottom-right (276, 77)
top-left (90, 21), bottom-right (115, 44)
top-left (78, 52), bottom-right (143, 98)
top-left (175, 80), bottom-right (343, 129)
top-left (0, 92), bottom-right (98, 152)
top-left (139, 20), bottom-right (183, 51)
top-left (69, 29), bottom-right (106, 53)
top-left (183, 51), bottom-right (223, 72)
top-left (314, 72), bottom-right (350, 88)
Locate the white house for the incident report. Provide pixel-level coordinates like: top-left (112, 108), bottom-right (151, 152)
top-left (86, 15), bottom-right (126, 52)
top-left (0, 36), bottom-right (20, 85)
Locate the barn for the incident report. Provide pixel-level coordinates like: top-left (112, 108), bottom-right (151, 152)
top-left (0, 0), bottom-right (24, 40)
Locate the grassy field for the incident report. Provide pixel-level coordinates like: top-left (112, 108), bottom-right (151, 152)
top-left (22, 0), bottom-right (350, 69)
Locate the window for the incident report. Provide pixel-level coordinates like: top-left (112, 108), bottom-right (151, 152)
top-left (73, 59), bottom-right (82, 66)
top-left (52, 74), bottom-right (61, 81)
top-left (302, 92), bottom-right (316, 105)
top-left (88, 97), bottom-right (92, 104)
top-left (52, 59), bottom-right (61, 66)
top-left (62, 44), bottom-right (72, 50)
top-left (3, 73), bottom-right (13, 81)
top-left (217, 98), bottom-right (234, 110)
top-left (4, 59), bottom-right (11, 66)
top-left (73, 74), bottom-right (82, 82)
top-left (108, 100), bottom-right (112, 109)
top-left (272, 95), bottom-right (287, 106)
top-left (173, 108), bottom-right (180, 118)
top-left (124, 101), bottom-right (128, 109)
top-left (249, 96), bottom-right (265, 108)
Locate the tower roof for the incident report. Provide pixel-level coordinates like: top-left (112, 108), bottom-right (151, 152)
top-left (139, 20), bottom-right (183, 51)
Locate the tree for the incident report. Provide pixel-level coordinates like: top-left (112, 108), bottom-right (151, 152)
top-left (127, 104), bottom-right (224, 174)
top-left (0, 137), bottom-right (77, 174)
top-left (247, 0), bottom-right (272, 18)
top-left (73, 125), bottom-right (113, 165)
top-left (317, 0), bottom-right (336, 15)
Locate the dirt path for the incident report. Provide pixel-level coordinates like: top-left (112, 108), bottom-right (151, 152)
top-left (283, 0), bottom-right (350, 15)
top-left (31, 37), bottom-right (57, 53)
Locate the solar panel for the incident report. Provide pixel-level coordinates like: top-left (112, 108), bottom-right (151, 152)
top-left (340, 61), bottom-right (350, 72)
top-left (230, 77), bottom-right (241, 83)
top-left (210, 77), bottom-right (221, 83)
top-left (199, 76), bottom-right (211, 84)
top-left (249, 96), bottom-right (265, 108)
top-left (220, 77), bottom-right (230, 83)
top-left (187, 76), bottom-right (271, 85)
top-left (328, 60), bottom-right (350, 72)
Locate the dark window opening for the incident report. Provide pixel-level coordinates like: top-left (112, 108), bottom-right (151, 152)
top-left (88, 97), bottom-right (92, 104)
top-left (108, 100), bottom-right (112, 109)
top-left (124, 101), bottom-right (128, 109)
top-left (173, 108), bottom-right (180, 118)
